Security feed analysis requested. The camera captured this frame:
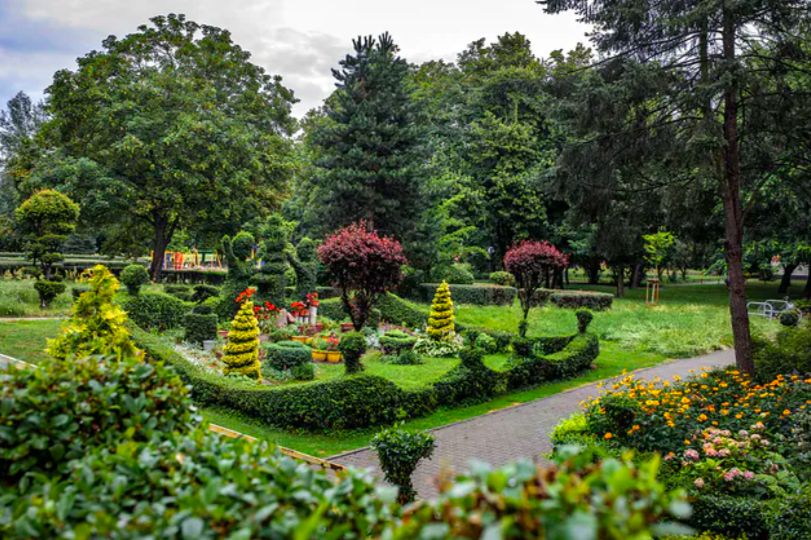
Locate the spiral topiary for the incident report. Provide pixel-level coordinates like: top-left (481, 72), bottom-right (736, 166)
top-left (223, 301), bottom-right (261, 379)
top-left (427, 281), bottom-right (455, 341)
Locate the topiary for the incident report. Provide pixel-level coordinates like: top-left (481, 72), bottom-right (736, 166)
top-left (164, 284), bottom-right (194, 302)
top-left (779, 310), bottom-right (800, 327)
top-left (192, 283), bottom-right (220, 303)
top-left (576, 308), bottom-right (594, 333)
top-left (489, 270), bottom-right (515, 287)
top-left (339, 331), bottom-right (366, 374)
top-left (290, 361), bottom-right (315, 381)
top-left (48, 265), bottom-right (140, 362)
top-left (459, 347), bottom-right (485, 370)
top-left (14, 189), bottom-right (80, 280)
top-left (370, 425), bottom-right (435, 504)
top-left (474, 333), bottom-right (497, 353)
top-left (443, 262), bottom-right (475, 285)
top-left (426, 281), bottom-right (455, 341)
top-left (122, 292), bottom-right (189, 331)
top-left (379, 329), bottom-right (418, 354)
top-left (223, 300), bottom-right (261, 379)
top-left (263, 341), bottom-right (311, 371)
top-left (183, 312), bottom-right (218, 346)
top-left (33, 280), bottom-right (65, 308)
top-left (120, 263), bottom-right (149, 295)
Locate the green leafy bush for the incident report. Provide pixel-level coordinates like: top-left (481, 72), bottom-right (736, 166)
top-left (122, 291), bottom-right (190, 331)
top-left (191, 283), bottom-right (220, 303)
top-left (370, 426), bottom-right (435, 503)
top-left (459, 346), bottom-right (485, 369)
top-left (474, 332), bottom-right (497, 353)
top-left (413, 335), bottom-right (463, 357)
top-left (440, 262), bottom-right (475, 285)
top-left (550, 290), bottom-right (613, 310)
top-left (164, 283), bottom-right (194, 302)
top-left (779, 310), bottom-right (800, 327)
top-left (576, 308), bottom-right (594, 333)
top-left (414, 283), bottom-right (517, 305)
top-left (339, 331), bottom-right (366, 374)
top-left (398, 447), bottom-right (691, 539)
top-left (489, 270), bottom-right (515, 287)
top-left (290, 362), bottom-right (315, 381)
top-left (390, 349), bottom-right (422, 365)
top-left (70, 284), bottom-right (90, 300)
top-left (0, 355), bottom-right (193, 483)
top-left (263, 341), bottom-right (311, 372)
top-left (754, 323), bottom-right (811, 382)
top-left (119, 263), bottom-right (149, 295)
top-left (318, 297), bottom-right (349, 321)
top-left (379, 329), bottom-right (418, 354)
top-left (183, 312), bottom-right (218, 346)
top-left (376, 293), bottom-right (427, 328)
top-left (33, 279), bottom-right (65, 307)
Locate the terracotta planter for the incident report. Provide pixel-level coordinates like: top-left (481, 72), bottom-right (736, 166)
top-left (291, 335), bottom-right (309, 344)
top-left (218, 330), bottom-right (229, 339)
top-left (311, 349), bottom-right (328, 362)
top-left (326, 351), bottom-right (342, 363)
top-left (340, 323), bottom-right (355, 333)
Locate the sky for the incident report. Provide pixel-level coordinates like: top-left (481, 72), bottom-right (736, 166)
top-left (0, 0), bottom-right (590, 116)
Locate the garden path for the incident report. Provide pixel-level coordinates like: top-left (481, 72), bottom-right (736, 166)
top-left (331, 349), bottom-right (735, 498)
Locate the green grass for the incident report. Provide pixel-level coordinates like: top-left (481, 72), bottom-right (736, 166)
top-left (0, 279), bottom-right (78, 317)
top-left (0, 319), bottom-right (64, 364)
top-left (200, 341), bottom-right (664, 457)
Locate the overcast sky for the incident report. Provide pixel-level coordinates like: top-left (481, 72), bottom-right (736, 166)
top-left (0, 0), bottom-right (590, 116)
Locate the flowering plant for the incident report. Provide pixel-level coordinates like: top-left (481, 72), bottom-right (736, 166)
top-left (235, 287), bottom-right (256, 304)
top-left (305, 291), bottom-right (320, 307)
top-left (290, 301), bottom-right (308, 317)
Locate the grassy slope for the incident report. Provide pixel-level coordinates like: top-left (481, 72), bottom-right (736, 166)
top-left (0, 319), bottom-right (64, 364)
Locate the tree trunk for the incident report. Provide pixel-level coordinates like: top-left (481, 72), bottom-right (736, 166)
top-left (631, 263), bottom-right (643, 288)
top-left (720, 11), bottom-right (754, 375)
top-left (149, 215), bottom-right (176, 281)
top-left (615, 265), bottom-right (625, 298)
top-left (586, 260), bottom-right (601, 284)
top-left (778, 263), bottom-right (797, 294)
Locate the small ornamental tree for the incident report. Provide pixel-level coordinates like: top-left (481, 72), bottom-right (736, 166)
top-left (15, 189), bottom-right (80, 279)
top-left (317, 222), bottom-right (407, 330)
top-left (504, 240), bottom-right (568, 337)
top-left (48, 264), bottom-right (141, 362)
top-left (370, 425), bottom-right (435, 504)
top-left (223, 292), bottom-right (261, 379)
top-left (426, 281), bottom-right (455, 341)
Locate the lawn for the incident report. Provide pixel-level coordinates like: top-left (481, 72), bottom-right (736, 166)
top-left (0, 319), bottom-right (64, 364)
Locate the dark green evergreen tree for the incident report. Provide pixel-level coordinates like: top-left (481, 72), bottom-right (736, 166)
top-left (310, 33), bottom-right (423, 239)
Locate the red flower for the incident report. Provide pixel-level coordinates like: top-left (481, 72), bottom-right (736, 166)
top-left (306, 291), bottom-right (320, 307)
top-left (235, 287), bottom-right (256, 304)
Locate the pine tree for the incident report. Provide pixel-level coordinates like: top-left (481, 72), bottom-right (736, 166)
top-left (426, 281), bottom-right (455, 340)
top-left (310, 33), bottom-right (423, 239)
top-left (223, 301), bottom-right (261, 379)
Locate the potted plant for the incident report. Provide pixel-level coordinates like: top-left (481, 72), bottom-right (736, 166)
top-left (310, 337), bottom-right (328, 362)
top-left (340, 322), bottom-right (355, 333)
top-left (324, 334), bottom-right (342, 363)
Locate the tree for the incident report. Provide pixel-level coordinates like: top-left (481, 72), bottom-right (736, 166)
top-left (15, 189), bottom-right (80, 279)
top-left (642, 230), bottom-right (676, 281)
top-left (504, 240), bottom-right (568, 336)
top-left (35, 14), bottom-right (296, 279)
top-left (539, 0), bottom-right (810, 374)
top-left (317, 222), bottom-right (407, 330)
top-left (309, 33), bottom-right (423, 240)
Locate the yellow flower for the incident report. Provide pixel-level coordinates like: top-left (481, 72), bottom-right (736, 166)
top-left (697, 413), bottom-right (708, 422)
top-left (782, 409), bottom-right (791, 416)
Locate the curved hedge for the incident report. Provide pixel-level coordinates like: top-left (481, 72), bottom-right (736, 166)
top-left (132, 325), bottom-right (598, 431)
top-left (550, 290), bottom-right (613, 310)
top-left (413, 283), bottom-right (517, 306)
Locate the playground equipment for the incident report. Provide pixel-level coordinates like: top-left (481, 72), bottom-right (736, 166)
top-left (152, 248), bottom-right (223, 271)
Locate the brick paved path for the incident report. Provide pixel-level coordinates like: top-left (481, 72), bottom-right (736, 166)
top-left (331, 349), bottom-right (735, 498)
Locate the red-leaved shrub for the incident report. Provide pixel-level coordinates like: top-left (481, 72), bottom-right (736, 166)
top-left (318, 222), bottom-right (407, 329)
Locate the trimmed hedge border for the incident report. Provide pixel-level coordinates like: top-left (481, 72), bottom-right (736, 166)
top-left (132, 324), bottom-right (599, 431)
top-left (550, 290), bottom-right (613, 310)
top-left (412, 283), bottom-right (517, 306)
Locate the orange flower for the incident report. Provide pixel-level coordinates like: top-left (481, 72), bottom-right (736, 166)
top-left (604, 432), bottom-right (613, 440)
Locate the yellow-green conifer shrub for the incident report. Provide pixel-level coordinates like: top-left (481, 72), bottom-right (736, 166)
top-left (48, 264), bottom-right (141, 362)
top-left (426, 281), bottom-right (455, 340)
top-left (223, 301), bottom-right (261, 379)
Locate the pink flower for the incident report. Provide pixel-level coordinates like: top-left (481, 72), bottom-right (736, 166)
top-left (718, 449), bottom-right (731, 458)
top-left (694, 478), bottom-right (705, 489)
top-left (684, 449), bottom-right (700, 461)
top-left (743, 471), bottom-right (754, 480)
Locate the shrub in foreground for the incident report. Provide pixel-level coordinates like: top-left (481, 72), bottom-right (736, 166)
top-left (371, 426), bottom-right (435, 504)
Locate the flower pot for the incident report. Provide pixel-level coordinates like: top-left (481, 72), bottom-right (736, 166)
top-left (340, 322), bottom-right (355, 333)
top-left (218, 330), bottom-right (229, 339)
top-left (291, 335), bottom-right (309, 344)
top-left (202, 339), bottom-right (216, 352)
top-left (326, 351), bottom-right (342, 363)
top-left (312, 349), bottom-right (328, 362)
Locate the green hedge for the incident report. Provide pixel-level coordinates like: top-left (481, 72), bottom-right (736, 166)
top-left (413, 283), bottom-right (517, 306)
top-left (550, 290), bottom-right (613, 310)
top-left (183, 313), bottom-right (218, 345)
top-left (122, 292), bottom-right (191, 331)
top-left (376, 293), bottom-right (427, 328)
top-left (263, 341), bottom-right (310, 371)
top-left (132, 322), bottom-right (598, 431)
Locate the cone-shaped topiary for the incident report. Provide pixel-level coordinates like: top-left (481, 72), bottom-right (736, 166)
top-left (223, 301), bottom-right (261, 379)
top-left (426, 281), bottom-right (455, 341)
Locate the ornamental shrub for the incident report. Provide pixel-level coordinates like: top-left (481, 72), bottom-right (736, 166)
top-left (379, 329), bottom-right (418, 354)
top-left (412, 283), bottom-right (517, 306)
top-left (0, 354), bottom-right (193, 483)
top-left (191, 283), bottom-right (220, 303)
top-left (33, 279), bottom-right (65, 307)
top-left (779, 310), bottom-right (800, 327)
top-left (413, 336), bottom-right (463, 357)
top-left (441, 262), bottom-right (475, 285)
top-left (120, 263), bottom-right (149, 295)
top-left (48, 265), bottom-right (140, 362)
top-left (223, 301), bottom-right (261, 379)
top-left (183, 312), bottom-right (218, 346)
top-left (459, 347), bottom-right (485, 370)
top-left (377, 293), bottom-right (427, 328)
top-left (339, 331), bottom-right (367, 374)
top-left (70, 284), bottom-right (90, 300)
top-left (489, 270), bottom-right (515, 287)
top-left (474, 333), bottom-right (497, 353)
top-left (318, 222), bottom-right (407, 330)
top-left (290, 362), bottom-right (315, 381)
top-left (504, 240), bottom-right (568, 336)
top-left (263, 341), bottom-right (310, 371)
top-left (370, 426), bottom-right (435, 503)
top-left (753, 323), bottom-right (811, 382)
top-left (426, 281), bottom-right (455, 340)
top-left (550, 290), bottom-right (613, 310)
top-left (164, 283), bottom-right (194, 301)
top-left (576, 308), bottom-right (594, 333)
top-left (391, 349), bottom-right (422, 365)
top-left (122, 291), bottom-right (189, 331)
top-left (14, 189), bottom-right (80, 279)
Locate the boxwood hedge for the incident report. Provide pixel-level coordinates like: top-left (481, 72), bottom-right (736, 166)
top-left (414, 283), bottom-right (517, 306)
top-left (132, 323), bottom-right (598, 431)
top-left (550, 290), bottom-right (613, 310)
